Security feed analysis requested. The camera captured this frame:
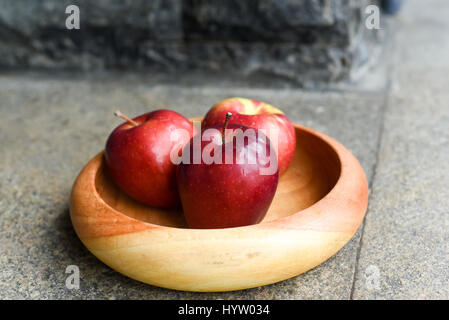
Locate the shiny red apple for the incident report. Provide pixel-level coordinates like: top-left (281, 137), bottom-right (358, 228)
top-left (202, 97), bottom-right (296, 176)
top-left (105, 109), bottom-right (195, 208)
top-left (177, 113), bottom-right (279, 229)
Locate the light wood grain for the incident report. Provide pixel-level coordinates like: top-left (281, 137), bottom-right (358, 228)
top-left (69, 123), bottom-right (368, 292)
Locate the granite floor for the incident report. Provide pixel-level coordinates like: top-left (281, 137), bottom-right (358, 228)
top-left (0, 0), bottom-right (448, 299)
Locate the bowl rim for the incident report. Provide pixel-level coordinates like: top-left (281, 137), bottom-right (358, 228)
top-left (70, 122), bottom-right (368, 237)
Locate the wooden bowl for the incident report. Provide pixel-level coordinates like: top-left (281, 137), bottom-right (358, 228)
top-left (69, 123), bottom-right (368, 292)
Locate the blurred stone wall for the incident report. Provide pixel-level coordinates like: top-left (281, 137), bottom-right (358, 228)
top-left (0, 0), bottom-right (382, 86)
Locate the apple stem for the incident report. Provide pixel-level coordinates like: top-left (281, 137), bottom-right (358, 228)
top-left (222, 112), bottom-right (233, 144)
top-left (114, 110), bottom-right (138, 127)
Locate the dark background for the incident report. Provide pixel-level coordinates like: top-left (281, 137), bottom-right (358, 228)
top-left (0, 0), bottom-right (381, 87)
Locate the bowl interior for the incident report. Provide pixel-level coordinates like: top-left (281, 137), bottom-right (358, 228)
top-left (95, 128), bottom-right (341, 228)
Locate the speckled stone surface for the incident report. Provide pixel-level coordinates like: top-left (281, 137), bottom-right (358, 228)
top-left (2, 0), bottom-right (448, 299)
top-left (0, 72), bottom-right (386, 299)
top-left (351, 0), bottom-right (449, 299)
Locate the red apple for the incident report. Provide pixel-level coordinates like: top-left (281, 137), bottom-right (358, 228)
top-left (202, 97), bottom-right (296, 176)
top-left (105, 109), bottom-right (195, 208)
top-left (177, 113), bottom-right (279, 229)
